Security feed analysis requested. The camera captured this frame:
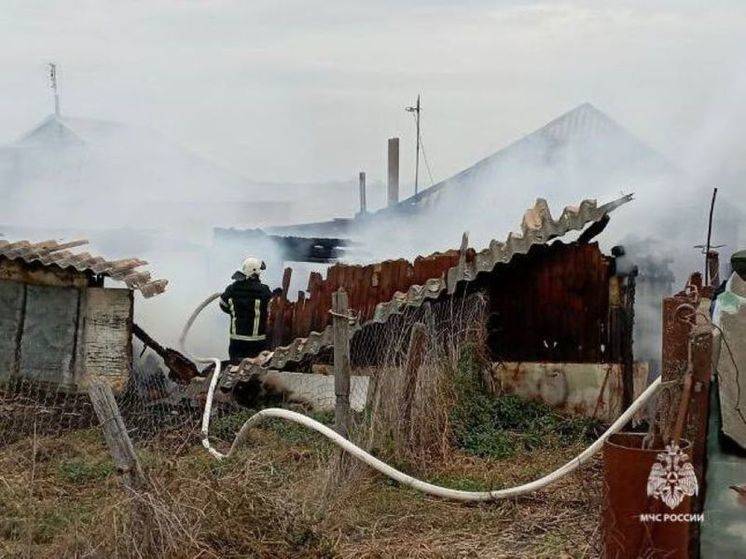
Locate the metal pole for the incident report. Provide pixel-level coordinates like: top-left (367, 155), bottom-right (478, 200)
top-left (704, 187), bottom-right (718, 286)
top-left (49, 62), bottom-right (60, 117)
top-left (387, 138), bottom-right (400, 207)
top-left (358, 171), bottom-right (367, 214)
top-left (406, 94), bottom-right (421, 195)
top-left (415, 94), bottom-right (420, 195)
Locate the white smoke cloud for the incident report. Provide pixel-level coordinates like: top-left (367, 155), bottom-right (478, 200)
top-left (1, 1), bottom-right (746, 361)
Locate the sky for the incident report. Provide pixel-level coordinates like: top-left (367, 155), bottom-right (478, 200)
top-left (1, 0), bottom-right (746, 195)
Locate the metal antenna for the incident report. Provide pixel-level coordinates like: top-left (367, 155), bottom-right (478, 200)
top-left (49, 62), bottom-right (60, 117)
top-left (405, 94), bottom-right (421, 195)
top-left (704, 187), bottom-right (718, 286)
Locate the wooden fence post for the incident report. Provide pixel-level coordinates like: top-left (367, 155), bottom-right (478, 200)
top-left (270, 267), bottom-right (293, 347)
top-left (88, 380), bottom-right (145, 490)
top-left (332, 289), bottom-right (351, 437)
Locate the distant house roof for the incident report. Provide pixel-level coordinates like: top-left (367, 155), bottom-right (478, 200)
top-left (0, 114), bottom-right (259, 211)
top-left (378, 102), bottom-right (675, 216)
top-left (11, 115), bottom-right (127, 148)
top-left (268, 103), bottom-right (674, 238)
top-left (0, 238), bottom-right (168, 297)
top-left (0, 114), bottom-right (363, 229)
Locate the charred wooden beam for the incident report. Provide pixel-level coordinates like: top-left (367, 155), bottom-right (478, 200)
top-left (132, 323), bottom-right (199, 384)
top-left (213, 227), bottom-right (351, 264)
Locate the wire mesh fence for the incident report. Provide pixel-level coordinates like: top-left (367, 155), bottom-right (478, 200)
top-left (0, 360), bottom-right (195, 445)
top-left (0, 286), bottom-right (612, 558)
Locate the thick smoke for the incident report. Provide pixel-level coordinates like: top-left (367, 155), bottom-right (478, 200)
top-left (0, 116), bottom-right (372, 358)
top-left (2, 92), bottom-right (745, 363)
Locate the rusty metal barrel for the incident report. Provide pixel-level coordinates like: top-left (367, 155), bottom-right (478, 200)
top-left (603, 433), bottom-right (693, 558)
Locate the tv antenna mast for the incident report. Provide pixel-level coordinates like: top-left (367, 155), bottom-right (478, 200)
top-left (405, 94), bottom-right (421, 195)
top-left (48, 62), bottom-right (60, 117)
top-left (693, 187), bottom-right (722, 286)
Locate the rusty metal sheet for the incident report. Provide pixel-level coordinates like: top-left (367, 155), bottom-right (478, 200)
top-left (0, 238), bottom-right (167, 297)
top-left (269, 252), bottom-right (462, 348)
top-left (268, 194), bottom-right (632, 369)
top-left (483, 241), bottom-right (611, 363)
top-left (603, 433), bottom-right (692, 559)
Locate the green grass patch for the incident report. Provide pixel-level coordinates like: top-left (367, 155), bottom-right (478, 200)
top-left (427, 473), bottom-right (493, 492)
top-left (210, 408), bottom-right (335, 445)
top-left (450, 349), bottom-right (603, 459)
top-left (267, 410), bottom-right (334, 443)
top-left (33, 503), bottom-right (95, 544)
top-left (56, 458), bottom-right (115, 485)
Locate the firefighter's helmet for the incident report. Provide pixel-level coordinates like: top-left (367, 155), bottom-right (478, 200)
top-left (241, 256), bottom-right (266, 278)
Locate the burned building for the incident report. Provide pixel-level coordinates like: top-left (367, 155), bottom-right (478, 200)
top-left (0, 239), bottom-right (167, 391)
top-left (214, 228), bottom-right (351, 265)
top-left (244, 195), bottom-right (645, 421)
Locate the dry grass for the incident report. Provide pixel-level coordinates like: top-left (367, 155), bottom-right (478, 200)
top-left (320, 445), bottom-right (603, 559)
top-left (361, 294), bottom-right (491, 467)
top-left (0, 295), bottom-right (603, 558)
top-left (0, 415), bottom-right (602, 558)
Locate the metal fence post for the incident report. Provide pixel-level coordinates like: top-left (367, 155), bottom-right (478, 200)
top-left (332, 289), bottom-right (351, 437)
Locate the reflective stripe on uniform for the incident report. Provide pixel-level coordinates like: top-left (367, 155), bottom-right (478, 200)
top-left (229, 299), bottom-right (237, 335)
top-left (230, 333), bottom-right (266, 342)
top-left (253, 299), bottom-right (261, 337)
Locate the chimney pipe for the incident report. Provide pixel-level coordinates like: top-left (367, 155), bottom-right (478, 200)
top-left (387, 137), bottom-right (399, 207)
top-left (358, 171), bottom-right (367, 214)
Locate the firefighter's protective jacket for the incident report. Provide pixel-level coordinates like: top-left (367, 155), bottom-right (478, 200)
top-left (219, 275), bottom-right (272, 341)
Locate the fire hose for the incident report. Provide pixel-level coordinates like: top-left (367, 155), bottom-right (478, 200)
top-left (177, 292), bottom-right (225, 459)
top-left (180, 293), bottom-right (663, 502)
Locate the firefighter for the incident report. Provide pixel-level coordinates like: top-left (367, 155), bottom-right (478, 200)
top-left (219, 256), bottom-right (272, 363)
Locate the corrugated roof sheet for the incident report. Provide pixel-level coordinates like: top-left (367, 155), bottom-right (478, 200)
top-left (0, 238), bottom-right (168, 297)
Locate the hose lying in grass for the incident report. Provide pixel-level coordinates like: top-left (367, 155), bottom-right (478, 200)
top-left (181, 293), bottom-right (663, 501)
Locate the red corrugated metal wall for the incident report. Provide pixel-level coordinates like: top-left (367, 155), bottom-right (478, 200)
top-left (269, 249), bottom-right (475, 347)
top-left (483, 242), bottom-right (611, 363)
top-left (269, 242), bottom-right (612, 364)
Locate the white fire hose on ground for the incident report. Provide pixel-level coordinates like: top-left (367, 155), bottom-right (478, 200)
top-left (178, 292), bottom-right (225, 459)
top-left (180, 293), bottom-right (662, 502)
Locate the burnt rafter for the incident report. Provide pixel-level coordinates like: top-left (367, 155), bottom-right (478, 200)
top-left (132, 323), bottom-right (199, 384)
